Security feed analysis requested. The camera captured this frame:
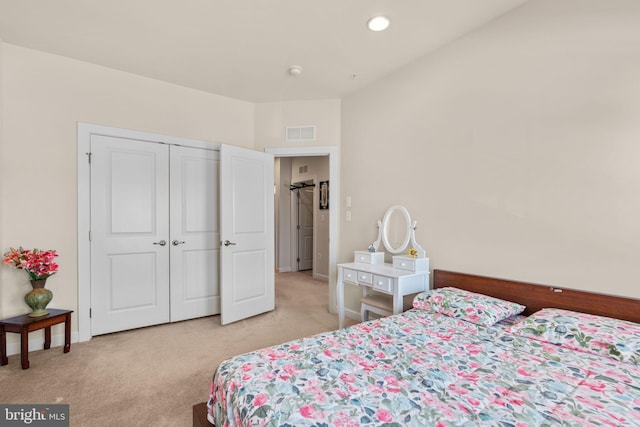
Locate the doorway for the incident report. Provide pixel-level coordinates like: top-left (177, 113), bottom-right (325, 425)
top-left (266, 146), bottom-right (338, 315)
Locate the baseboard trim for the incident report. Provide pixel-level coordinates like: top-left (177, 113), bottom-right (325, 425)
top-left (344, 308), bottom-right (361, 322)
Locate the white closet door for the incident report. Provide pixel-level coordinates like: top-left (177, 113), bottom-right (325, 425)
top-left (220, 145), bottom-right (275, 325)
top-left (169, 145), bottom-right (220, 322)
top-left (90, 135), bottom-right (170, 335)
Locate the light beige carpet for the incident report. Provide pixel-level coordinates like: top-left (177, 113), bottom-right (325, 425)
top-left (0, 272), bottom-right (356, 426)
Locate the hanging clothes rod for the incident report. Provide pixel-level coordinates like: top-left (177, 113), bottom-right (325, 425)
top-left (289, 182), bottom-right (316, 191)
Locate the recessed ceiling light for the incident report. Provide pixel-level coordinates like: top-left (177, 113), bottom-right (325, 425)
top-left (367, 16), bottom-right (390, 32)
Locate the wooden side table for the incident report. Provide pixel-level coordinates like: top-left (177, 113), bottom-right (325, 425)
top-left (0, 308), bottom-right (73, 369)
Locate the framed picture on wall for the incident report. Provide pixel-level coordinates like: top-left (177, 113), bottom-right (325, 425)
top-left (319, 181), bottom-right (329, 210)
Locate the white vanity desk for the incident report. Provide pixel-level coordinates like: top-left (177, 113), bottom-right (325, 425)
top-left (337, 205), bottom-right (430, 329)
top-left (337, 261), bottom-right (428, 328)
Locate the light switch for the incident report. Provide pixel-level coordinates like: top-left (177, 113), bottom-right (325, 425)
top-left (346, 211), bottom-right (352, 222)
top-left (346, 196), bottom-right (352, 208)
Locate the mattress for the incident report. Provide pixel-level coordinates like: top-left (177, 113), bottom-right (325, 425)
top-left (207, 309), bottom-right (640, 426)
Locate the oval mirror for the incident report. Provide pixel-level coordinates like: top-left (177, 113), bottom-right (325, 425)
top-left (381, 205), bottom-right (412, 254)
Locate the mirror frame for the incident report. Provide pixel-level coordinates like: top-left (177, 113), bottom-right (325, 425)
top-left (373, 205), bottom-right (426, 258)
top-left (381, 205), bottom-right (412, 254)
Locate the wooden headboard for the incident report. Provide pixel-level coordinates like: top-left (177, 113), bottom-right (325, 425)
top-left (433, 269), bottom-right (640, 324)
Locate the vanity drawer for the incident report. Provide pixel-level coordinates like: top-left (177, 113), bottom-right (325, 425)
top-left (354, 251), bottom-right (384, 265)
top-left (392, 256), bottom-right (429, 272)
top-left (342, 268), bottom-right (357, 284)
top-left (372, 275), bottom-right (392, 293)
top-left (357, 272), bottom-right (373, 285)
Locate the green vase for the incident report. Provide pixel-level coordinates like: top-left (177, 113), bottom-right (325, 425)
top-left (25, 279), bottom-right (53, 317)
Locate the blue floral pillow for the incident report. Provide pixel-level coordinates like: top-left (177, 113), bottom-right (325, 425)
top-left (506, 308), bottom-right (640, 365)
top-left (412, 287), bottom-right (526, 326)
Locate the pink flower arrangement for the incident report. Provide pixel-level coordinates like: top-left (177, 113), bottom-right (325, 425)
top-left (2, 246), bottom-right (59, 280)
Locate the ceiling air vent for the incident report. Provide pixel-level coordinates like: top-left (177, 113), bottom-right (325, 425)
top-left (286, 126), bottom-right (316, 142)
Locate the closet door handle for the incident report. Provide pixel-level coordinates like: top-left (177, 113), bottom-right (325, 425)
top-left (223, 240), bottom-right (236, 247)
top-left (172, 240), bottom-right (185, 246)
top-left (153, 240), bottom-right (167, 246)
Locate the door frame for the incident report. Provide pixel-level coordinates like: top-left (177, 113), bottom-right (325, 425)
top-left (77, 123), bottom-right (220, 342)
top-left (265, 147), bottom-right (339, 315)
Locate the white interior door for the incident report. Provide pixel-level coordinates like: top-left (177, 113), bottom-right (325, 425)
top-left (220, 145), bottom-right (275, 325)
top-left (297, 186), bottom-right (314, 271)
top-left (90, 135), bottom-right (170, 335)
top-left (169, 145), bottom-right (220, 322)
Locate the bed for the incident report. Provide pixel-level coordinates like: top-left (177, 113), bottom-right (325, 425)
top-left (194, 270), bottom-right (640, 426)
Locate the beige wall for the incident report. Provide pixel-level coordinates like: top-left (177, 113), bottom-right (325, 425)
top-left (5, 0), bottom-right (638, 337)
top-left (0, 44), bottom-right (254, 346)
top-left (0, 45), bottom-right (342, 350)
top-left (254, 99), bottom-right (341, 151)
top-left (340, 0), bottom-right (640, 314)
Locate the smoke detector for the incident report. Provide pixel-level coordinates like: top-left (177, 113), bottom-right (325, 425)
top-left (288, 65), bottom-right (303, 77)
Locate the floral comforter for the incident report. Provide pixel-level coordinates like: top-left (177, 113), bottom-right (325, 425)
top-left (207, 310), bottom-right (640, 426)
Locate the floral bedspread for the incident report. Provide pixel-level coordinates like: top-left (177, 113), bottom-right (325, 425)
top-left (207, 310), bottom-right (640, 426)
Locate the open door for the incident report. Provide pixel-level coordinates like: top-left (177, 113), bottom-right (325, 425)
top-left (220, 145), bottom-right (275, 325)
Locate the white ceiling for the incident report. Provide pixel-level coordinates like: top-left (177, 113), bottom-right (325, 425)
top-left (0, 0), bottom-right (528, 103)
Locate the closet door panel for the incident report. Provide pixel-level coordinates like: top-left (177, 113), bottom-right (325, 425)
top-left (90, 135), bottom-right (170, 335)
top-left (170, 145), bottom-right (220, 322)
